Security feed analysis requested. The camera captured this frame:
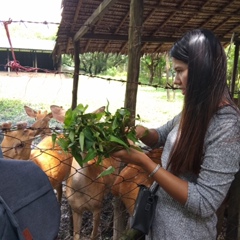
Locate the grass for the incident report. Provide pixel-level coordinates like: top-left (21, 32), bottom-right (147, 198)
top-left (0, 72), bottom-right (183, 127)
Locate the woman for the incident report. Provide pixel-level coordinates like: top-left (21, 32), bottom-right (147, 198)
top-left (112, 29), bottom-right (240, 239)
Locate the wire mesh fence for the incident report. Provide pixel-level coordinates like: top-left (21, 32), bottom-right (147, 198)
top-left (0, 122), bottom-right (239, 240)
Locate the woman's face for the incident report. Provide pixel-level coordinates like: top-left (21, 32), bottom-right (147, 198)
top-left (172, 58), bottom-right (188, 95)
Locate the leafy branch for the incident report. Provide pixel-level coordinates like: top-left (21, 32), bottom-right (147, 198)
top-left (52, 103), bottom-right (141, 175)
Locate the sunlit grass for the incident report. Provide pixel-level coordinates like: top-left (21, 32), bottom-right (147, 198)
top-left (0, 73), bottom-right (184, 128)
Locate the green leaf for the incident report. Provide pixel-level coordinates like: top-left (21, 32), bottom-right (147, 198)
top-left (96, 155), bottom-right (104, 165)
top-left (51, 133), bottom-right (57, 147)
top-left (72, 149), bottom-right (84, 167)
top-left (136, 114), bottom-right (141, 121)
top-left (76, 103), bottom-right (88, 114)
top-left (126, 131), bottom-right (139, 143)
top-left (98, 142), bottom-right (104, 152)
top-left (111, 115), bottom-right (119, 131)
top-left (57, 138), bottom-right (69, 151)
top-left (69, 131), bottom-right (75, 142)
top-left (64, 108), bottom-right (73, 126)
top-left (82, 148), bottom-right (97, 164)
top-left (82, 127), bottom-right (94, 141)
top-left (97, 166), bottom-right (115, 178)
top-left (109, 135), bottom-right (129, 148)
top-left (79, 131), bottom-right (85, 151)
top-left (95, 112), bottom-right (105, 121)
top-left (105, 100), bottom-right (110, 114)
top-left (85, 139), bottom-right (94, 150)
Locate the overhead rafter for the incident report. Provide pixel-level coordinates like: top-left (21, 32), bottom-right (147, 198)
top-left (146, 0), bottom-right (189, 53)
top-left (144, 3), bottom-right (240, 17)
top-left (82, 33), bottom-right (232, 43)
top-left (73, 0), bottom-right (119, 42)
top-left (103, 10), bottom-right (130, 52)
top-left (54, 0), bottom-right (240, 56)
top-left (66, 0), bottom-right (84, 53)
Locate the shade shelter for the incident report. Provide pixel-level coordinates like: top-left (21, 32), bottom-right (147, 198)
top-left (53, 1), bottom-right (240, 238)
top-left (53, 0), bottom-right (240, 114)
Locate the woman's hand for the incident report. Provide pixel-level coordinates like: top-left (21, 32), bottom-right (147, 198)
top-left (135, 125), bottom-right (149, 139)
top-left (135, 125), bottom-right (159, 148)
top-left (111, 146), bottom-right (151, 167)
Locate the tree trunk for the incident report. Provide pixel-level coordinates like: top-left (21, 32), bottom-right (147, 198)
top-left (149, 57), bottom-right (154, 85)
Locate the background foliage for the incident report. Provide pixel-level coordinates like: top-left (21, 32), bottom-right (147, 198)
top-left (62, 46), bottom-right (240, 96)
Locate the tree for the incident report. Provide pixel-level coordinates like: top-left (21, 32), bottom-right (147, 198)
top-left (140, 53), bottom-right (166, 85)
top-left (226, 44), bottom-right (240, 96)
top-left (165, 53), bottom-right (175, 101)
top-left (80, 52), bottom-right (127, 75)
top-left (0, 22), bottom-right (58, 41)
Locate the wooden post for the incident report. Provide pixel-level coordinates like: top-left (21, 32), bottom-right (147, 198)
top-left (34, 51), bottom-right (38, 73)
top-left (112, 1), bottom-right (144, 240)
top-left (124, 0), bottom-right (143, 126)
top-left (71, 40), bottom-right (80, 110)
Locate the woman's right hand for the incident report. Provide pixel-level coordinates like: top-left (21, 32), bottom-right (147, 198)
top-left (135, 125), bottom-right (149, 139)
top-left (135, 125), bottom-right (159, 148)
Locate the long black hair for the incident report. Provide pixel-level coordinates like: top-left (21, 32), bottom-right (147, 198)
top-left (167, 29), bottom-right (235, 175)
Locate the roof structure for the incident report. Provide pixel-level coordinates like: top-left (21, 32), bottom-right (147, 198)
top-left (53, 0), bottom-right (240, 57)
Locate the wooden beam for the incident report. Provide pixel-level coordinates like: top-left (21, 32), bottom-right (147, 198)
top-left (143, 0), bottom-right (189, 52)
top-left (73, 0), bottom-right (118, 42)
top-left (66, 0), bottom-right (83, 53)
top-left (82, 33), bottom-right (233, 43)
top-left (144, 3), bottom-right (240, 17)
top-left (104, 10), bottom-right (130, 52)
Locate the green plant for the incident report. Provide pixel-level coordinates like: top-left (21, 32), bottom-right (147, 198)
top-left (53, 103), bottom-right (141, 175)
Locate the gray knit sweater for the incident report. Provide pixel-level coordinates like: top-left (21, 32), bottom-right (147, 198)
top-left (146, 106), bottom-right (240, 240)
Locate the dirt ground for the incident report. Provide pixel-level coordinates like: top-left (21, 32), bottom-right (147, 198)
top-left (56, 192), bottom-right (227, 240)
top-left (57, 192), bottom-right (116, 240)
